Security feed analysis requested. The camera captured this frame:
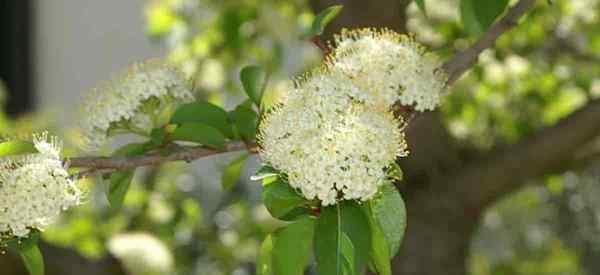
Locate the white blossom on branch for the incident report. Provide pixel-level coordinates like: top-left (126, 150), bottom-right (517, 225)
top-left (327, 28), bottom-right (447, 111)
top-left (0, 133), bottom-right (82, 238)
top-left (80, 59), bottom-right (195, 151)
top-left (259, 70), bottom-right (408, 206)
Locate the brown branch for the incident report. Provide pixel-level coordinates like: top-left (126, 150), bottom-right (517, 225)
top-left (441, 0), bottom-right (536, 85)
top-left (69, 141), bottom-right (257, 177)
top-left (451, 99), bottom-right (600, 210)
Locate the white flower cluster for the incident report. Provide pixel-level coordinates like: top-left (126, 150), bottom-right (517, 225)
top-left (259, 28), bottom-right (445, 205)
top-left (0, 134), bottom-right (81, 238)
top-left (108, 233), bottom-right (174, 275)
top-left (80, 60), bottom-right (195, 151)
top-left (259, 69), bottom-right (408, 206)
top-left (327, 28), bottom-right (447, 111)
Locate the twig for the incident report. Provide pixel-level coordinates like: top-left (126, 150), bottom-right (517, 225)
top-left (441, 0), bottom-right (536, 85)
top-left (69, 141), bottom-right (257, 178)
top-left (66, 0), bottom-right (536, 178)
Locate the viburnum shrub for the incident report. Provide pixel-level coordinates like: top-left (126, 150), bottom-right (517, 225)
top-left (0, 6), bottom-right (449, 275)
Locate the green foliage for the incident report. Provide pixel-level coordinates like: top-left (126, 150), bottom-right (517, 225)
top-left (272, 217), bottom-right (316, 275)
top-left (229, 104), bottom-right (259, 142)
top-left (170, 122), bottom-right (227, 149)
top-left (14, 232), bottom-right (44, 275)
top-left (107, 143), bottom-right (150, 211)
top-left (261, 178), bottom-right (309, 221)
top-left (310, 5), bottom-right (343, 36)
top-left (315, 201), bottom-right (372, 275)
top-left (221, 153), bottom-right (249, 190)
top-left (415, 0), bottom-right (427, 15)
top-left (257, 234), bottom-right (275, 275)
top-left (0, 140), bottom-right (37, 156)
top-left (240, 66), bottom-right (268, 107)
top-left (170, 101), bottom-right (234, 138)
top-left (365, 205), bottom-right (392, 275)
top-left (371, 183), bottom-right (406, 257)
top-left (460, 0), bottom-right (509, 35)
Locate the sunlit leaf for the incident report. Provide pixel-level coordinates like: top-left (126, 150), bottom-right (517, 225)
top-left (257, 234), bottom-right (275, 275)
top-left (0, 140), bottom-right (37, 157)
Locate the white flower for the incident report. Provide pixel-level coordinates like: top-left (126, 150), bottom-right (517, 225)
top-left (327, 28), bottom-right (447, 111)
top-left (108, 232), bottom-right (174, 275)
top-left (80, 59), bottom-right (195, 151)
top-left (0, 133), bottom-right (82, 238)
top-left (259, 72), bottom-right (408, 206)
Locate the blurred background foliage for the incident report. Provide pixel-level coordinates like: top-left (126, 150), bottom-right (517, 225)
top-left (1, 0), bottom-right (600, 274)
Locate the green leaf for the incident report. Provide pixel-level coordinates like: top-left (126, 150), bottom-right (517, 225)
top-left (171, 122), bottom-right (226, 149)
top-left (262, 178), bottom-right (308, 220)
top-left (150, 128), bottom-right (167, 146)
top-left (170, 101), bottom-right (234, 138)
top-left (415, 0), bottom-right (426, 15)
top-left (229, 105), bottom-right (259, 141)
top-left (460, 0), bottom-right (509, 35)
top-left (273, 217), bottom-right (316, 275)
top-left (222, 153), bottom-right (249, 190)
top-left (0, 140), bottom-right (37, 157)
top-left (17, 233), bottom-right (44, 275)
top-left (364, 205), bottom-right (391, 275)
top-left (257, 234), bottom-right (275, 275)
top-left (310, 5), bottom-right (343, 36)
top-left (371, 183), bottom-right (406, 257)
top-left (251, 165), bottom-right (279, 184)
top-left (240, 65), bottom-right (267, 106)
top-left (107, 143), bottom-right (149, 211)
top-left (315, 201), bottom-right (372, 275)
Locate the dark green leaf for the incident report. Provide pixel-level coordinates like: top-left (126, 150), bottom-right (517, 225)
top-left (107, 143), bottom-right (149, 211)
top-left (371, 183), bottom-right (406, 257)
top-left (315, 201), bottom-right (371, 275)
top-left (461, 0), bottom-right (509, 35)
top-left (17, 233), bottom-right (44, 275)
top-left (0, 140), bottom-right (37, 157)
top-left (170, 101), bottom-right (234, 138)
top-left (171, 122), bottom-right (226, 149)
top-left (310, 5), bottom-right (343, 36)
top-left (262, 178), bottom-right (307, 220)
top-left (150, 128), bottom-right (167, 146)
top-left (257, 234), bottom-right (275, 275)
top-left (240, 65), bottom-right (267, 106)
top-left (364, 205), bottom-right (391, 275)
top-left (415, 0), bottom-right (426, 15)
top-left (229, 105), bottom-right (259, 141)
top-left (273, 217), bottom-right (316, 275)
top-left (222, 153), bottom-right (249, 190)
top-left (109, 171), bottom-right (135, 211)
